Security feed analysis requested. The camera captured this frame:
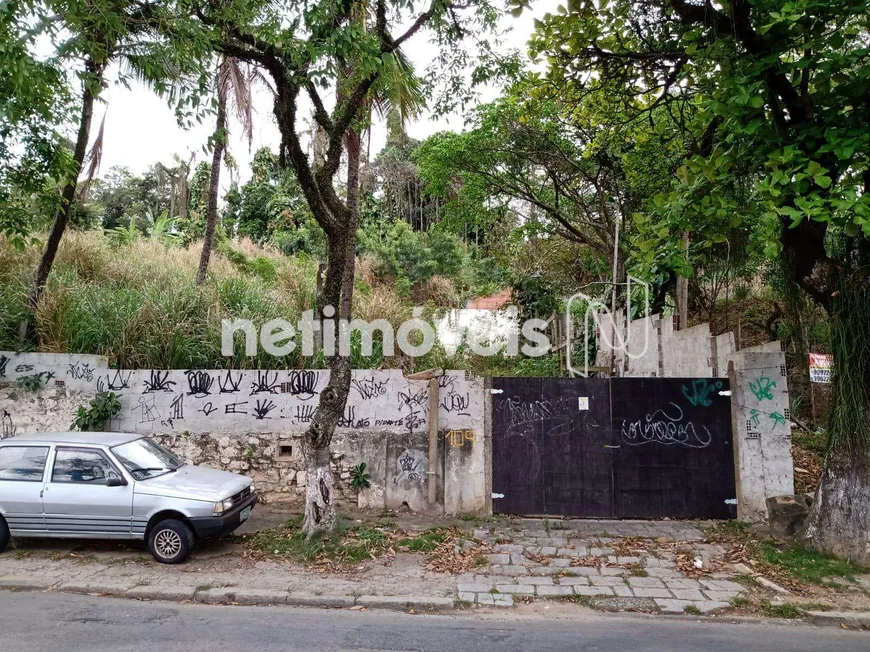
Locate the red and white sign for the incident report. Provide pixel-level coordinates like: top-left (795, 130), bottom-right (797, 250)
top-left (809, 353), bottom-right (832, 384)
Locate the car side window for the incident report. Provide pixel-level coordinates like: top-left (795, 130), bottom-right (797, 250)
top-left (52, 449), bottom-right (117, 484)
top-left (0, 446), bottom-right (49, 482)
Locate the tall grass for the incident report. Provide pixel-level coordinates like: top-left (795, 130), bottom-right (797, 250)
top-left (0, 231), bottom-right (526, 374)
top-left (0, 232), bottom-right (323, 369)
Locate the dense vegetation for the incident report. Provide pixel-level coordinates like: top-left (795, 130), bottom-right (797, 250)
top-left (0, 229), bottom-right (521, 372)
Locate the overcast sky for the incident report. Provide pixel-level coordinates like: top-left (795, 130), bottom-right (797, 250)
top-left (93, 1), bottom-right (561, 186)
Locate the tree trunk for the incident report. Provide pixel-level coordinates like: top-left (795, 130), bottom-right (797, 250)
top-left (21, 57), bottom-right (105, 344)
top-left (301, 434), bottom-right (338, 534)
top-left (302, 230), bottom-right (355, 537)
top-left (802, 267), bottom-right (870, 564)
top-left (803, 454), bottom-right (870, 565)
top-left (196, 74), bottom-right (228, 286)
top-left (675, 232), bottom-right (690, 330)
top-left (300, 125), bottom-right (362, 537)
top-left (341, 127), bottom-right (361, 320)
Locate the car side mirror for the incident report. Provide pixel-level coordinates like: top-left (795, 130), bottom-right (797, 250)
top-left (106, 475), bottom-right (126, 487)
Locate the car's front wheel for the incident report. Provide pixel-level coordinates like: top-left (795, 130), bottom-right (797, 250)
top-left (148, 519), bottom-right (194, 564)
top-left (0, 516), bottom-right (9, 553)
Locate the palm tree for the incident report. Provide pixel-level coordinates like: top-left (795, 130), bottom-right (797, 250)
top-left (22, 55), bottom-right (106, 343)
top-left (345, 33), bottom-right (424, 215)
top-left (21, 0), bottom-right (192, 343)
top-left (196, 55), bottom-right (269, 285)
top-left (339, 33), bottom-right (424, 317)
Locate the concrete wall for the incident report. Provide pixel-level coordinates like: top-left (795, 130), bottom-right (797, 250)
top-left (597, 314), bottom-right (716, 377)
top-left (712, 332), bottom-right (737, 378)
top-left (623, 314), bottom-right (659, 376)
top-left (739, 341), bottom-right (785, 354)
top-left (0, 352), bottom-right (486, 515)
top-left (1, 344), bottom-right (792, 522)
top-left (728, 351), bottom-right (795, 522)
top-left (660, 320), bottom-right (715, 377)
top-left (596, 313), bottom-right (772, 381)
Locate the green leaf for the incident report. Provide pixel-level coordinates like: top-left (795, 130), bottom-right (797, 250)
top-left (748, 95), bottom-right (765, 108)
top-left (814, 174), bottom-right (832, 189)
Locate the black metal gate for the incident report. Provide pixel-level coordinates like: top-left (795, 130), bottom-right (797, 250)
top-left (491, 377), bottom-right (735, 519)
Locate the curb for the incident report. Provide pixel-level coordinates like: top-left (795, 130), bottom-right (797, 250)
top-left (0, 577), bottom-right (46, 592)
top-left (803, 610), bottom-right (870, 628)
top-left (0, 579), bottom-right (454, 612)
top-left (5, 580), bottom-right (867, 627)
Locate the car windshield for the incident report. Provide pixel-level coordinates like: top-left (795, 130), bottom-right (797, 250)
top-left (111, 438), bottom-right (183, 481)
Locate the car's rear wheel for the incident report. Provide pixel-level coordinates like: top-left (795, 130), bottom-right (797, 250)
top-left (0, 516), bottom-right (9, 553)
top-left (148, 519), bottom-right (194, 564)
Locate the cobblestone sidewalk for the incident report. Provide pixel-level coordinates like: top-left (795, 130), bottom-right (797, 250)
top-left (0, 518), bottom-right (763, 616)
top-left (458, 519), bottom-right (747, 613)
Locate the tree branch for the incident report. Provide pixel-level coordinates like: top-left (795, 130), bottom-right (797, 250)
top-left (305, 82), bottom-right (334, 134)
top-left (669, 0), bottom-right (813, 124)
top-left (390, 0), bottom-right (439, 50)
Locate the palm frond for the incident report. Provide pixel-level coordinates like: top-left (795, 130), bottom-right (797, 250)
top-left (249, 68), bottom-right (275, 97)
top-left (370, 46), bottom-right (425, 125)
top-left (219, 56), bottom-right (259, 151)
top-left (77, 107), bottom-right (107, 202)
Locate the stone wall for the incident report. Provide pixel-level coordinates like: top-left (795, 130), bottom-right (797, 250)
top-left (0, 351), bottom-right (487, 515)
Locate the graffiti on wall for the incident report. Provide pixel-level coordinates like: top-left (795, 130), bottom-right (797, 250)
top-left (66, 361), bottom-right (95, 382)
top-left (445, 428), bottom-right (475, 448)
top-left (748, 376), bottom-right (777, 401)
top-left (498, 396), bottom-right (574, 438)
top-left (288, 371), bottom-right (319, 400)
top-left (0, 351), bottom-right (479, 440)
top-left (393, 448), bottom-right (426, 485)
top-left (681, 379), bottom-right (723, 408)
top-left (620, 402), bottom-right (713, 449)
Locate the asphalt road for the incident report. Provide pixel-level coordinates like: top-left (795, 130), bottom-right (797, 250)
top-left (1, 591), bottom-right (867, 652)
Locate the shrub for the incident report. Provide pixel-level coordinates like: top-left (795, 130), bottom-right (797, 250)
top-left (350, 463), bottom-right (371, 491)
top-left (16, 374), bottom-right (46, 392)
top-left (218, 241), bottom-right (277, 282)
top-left (411, 275), bottom-right (460, 306)
top-left (358, 220), bottom-right (468, 296)
top-left (70, 392), bottom-right (122, 431)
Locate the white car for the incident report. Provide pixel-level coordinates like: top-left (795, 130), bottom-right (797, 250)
top-left (0, 432), bottom-right (257, 564)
